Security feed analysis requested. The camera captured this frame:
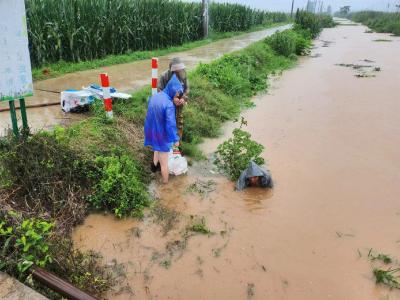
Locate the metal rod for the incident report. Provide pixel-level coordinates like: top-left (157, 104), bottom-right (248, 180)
top-left (0, 101), bottom-right (59, 113)
top-left (8, 100), bottom-right (19, 137)
top-left (19, 98), bottom-right (29, 131)
top-left (30, 265), bottom-right (98, 300)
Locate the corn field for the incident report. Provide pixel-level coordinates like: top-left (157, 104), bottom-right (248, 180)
top-left (210, 3), bottom-right (288, 32)
top-left (26, 0), bottom-right (288, 67)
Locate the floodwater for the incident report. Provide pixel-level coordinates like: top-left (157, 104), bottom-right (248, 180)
top-left (73, 22), bottom-right (400, 299)
top-left (0, 25), bottom-right (290, 134)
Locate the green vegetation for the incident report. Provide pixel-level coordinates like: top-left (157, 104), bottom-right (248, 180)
top-left (0, 212), bottom-right (53, 276)
top-left (267, 29), bottom-right (312, 57)
top-left (210, 3), bottom-right (287, 32)
top-left (0, 211), bottom-right (112, 298)
top-left (350, 11), bottom-right (400, 36)
top-left (294, 10), bottom-right (336, 39)
top-left (373, 268), bottom-right (400, 289)
top-left (187, 216), bottom-right (213, 235)
top-left (215, 118), bottom-right (265, 181)
top-left (26, 0), bottom-right (289, 68)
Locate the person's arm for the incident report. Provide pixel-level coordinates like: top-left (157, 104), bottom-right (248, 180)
top-left (166, 103), bottom-right (180, 144)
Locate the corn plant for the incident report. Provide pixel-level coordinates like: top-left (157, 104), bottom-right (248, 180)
top-left (25, 0), bottom-right (287, 67)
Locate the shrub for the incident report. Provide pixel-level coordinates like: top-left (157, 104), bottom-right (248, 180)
top-left (294, 10), bottom-right (335, 39)
top-left (267, 30), bottom-right (311, 56)
top-left (294, 10), bottom-right (322, 38)
top-left (267, 30), bottom-right (296, 56)
top-left (215, 118), bottom-right (265, 181)
top-left (89, 154), bottom-right (149, 218)
top-left (0, 134), bottom-right (92, 229)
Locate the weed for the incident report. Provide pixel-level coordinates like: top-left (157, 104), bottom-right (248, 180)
top-left (373, 268), bottom-right (400, 289)
top-left (215, 118), bottom-right (265, 181)
top-left (187, 216), bottom-right (213, 235)
top-left (160, 260), bottom-right (172, 269)
top-left (368, 250), bottom-right (393, 264)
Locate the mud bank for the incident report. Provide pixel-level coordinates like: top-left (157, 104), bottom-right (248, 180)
top-left (73, 23), bottom-right (400, 299)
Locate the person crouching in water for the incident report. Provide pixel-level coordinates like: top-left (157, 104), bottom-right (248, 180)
top-left (144, 74), bottom-right (183, 184)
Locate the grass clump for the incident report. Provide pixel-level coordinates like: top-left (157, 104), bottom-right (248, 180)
top-left (187, 216), bottom-right (213, 235)
top-left (215, 118), bottom-right (265, 181)
top-left (373, 268), bottom-right (400, 289)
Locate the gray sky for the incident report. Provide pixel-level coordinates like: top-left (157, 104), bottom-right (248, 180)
top-left (207, 0), bottom-right (400, 12)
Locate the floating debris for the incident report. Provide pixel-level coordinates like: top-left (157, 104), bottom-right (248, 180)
top-left (336, 62), bottom-right (382, 78)
top-left (373, 39), bottom-right (393, 42)
top-left (186, 179), bottom-right (217, 199)
top-left (310, 53), bottom-right (322, 58)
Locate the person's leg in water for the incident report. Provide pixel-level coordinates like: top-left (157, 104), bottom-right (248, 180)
top-left (151, 151), bottom-right (161, 172)
top-left (158, 151), bottom-right (170, 184)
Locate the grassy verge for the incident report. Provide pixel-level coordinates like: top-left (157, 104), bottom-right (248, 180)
top-left (349, 11), bottom-right (400, 36)
top-left (0, 12), bottom-right (332, 298)
top-left (32, 22), bottom-right (289, 81)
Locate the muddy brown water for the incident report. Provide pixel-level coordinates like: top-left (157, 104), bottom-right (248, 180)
top-left (0, 25), bottom-right (290, 134)
top-left (72, 22), bottom-right (400, 300)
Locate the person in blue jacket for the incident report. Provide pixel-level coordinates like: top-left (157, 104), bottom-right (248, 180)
top-left (144, 74), bottom-right (182, 183)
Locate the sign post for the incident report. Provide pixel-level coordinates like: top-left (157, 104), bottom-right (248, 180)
top-left (0, 0), bottom-right (34, 136)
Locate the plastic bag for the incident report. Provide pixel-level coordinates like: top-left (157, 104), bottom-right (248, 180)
top-left (168, 149), bottom-right (188, 176)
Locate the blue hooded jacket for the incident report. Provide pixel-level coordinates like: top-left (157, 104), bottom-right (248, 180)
top-left (144, 74), bottom-right (183, 152)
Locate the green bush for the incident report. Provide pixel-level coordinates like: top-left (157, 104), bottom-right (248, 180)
top-left (267, 30), bottom-right (296, 56)
top-left (294, 10), bottom-right (322, 38)
top-left (89, 154), bottom-right (149, 218)
top-left (266, 30), bottom-right (311, 57)
top-left (294, 10), bottom-right (335, 39)
top-left (215, 118), bottom-right (265, 181)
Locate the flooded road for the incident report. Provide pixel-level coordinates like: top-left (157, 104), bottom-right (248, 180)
top-left (0, 25), bottom-right (290, 134)
top-left (73, 22), bottom-right (400, 299)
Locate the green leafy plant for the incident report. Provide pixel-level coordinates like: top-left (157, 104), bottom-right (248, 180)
top-left (215, 118), bottom-right (265, 180)
top-left (90, 154), bottom-right (149, 218)
top-left (0, 212), bottom-right (53, 276)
